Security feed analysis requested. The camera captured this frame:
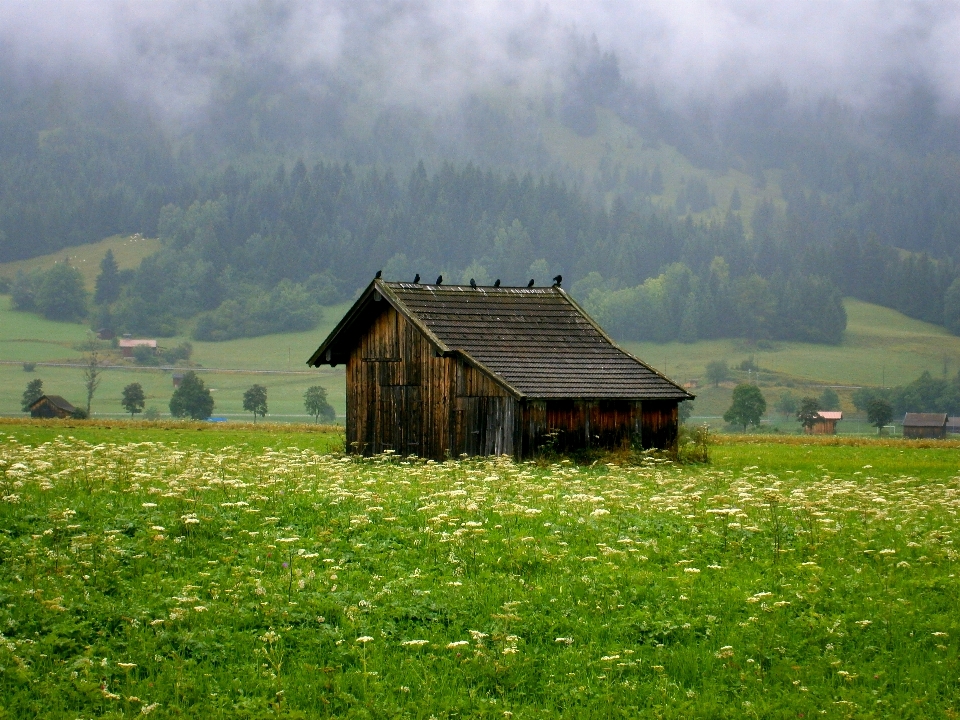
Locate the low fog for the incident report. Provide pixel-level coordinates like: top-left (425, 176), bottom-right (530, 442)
top-left (3, 0), bottom-right (960, 121)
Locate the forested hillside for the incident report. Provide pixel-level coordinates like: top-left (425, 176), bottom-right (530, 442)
top-left (3, 37), bottom-right (960, 344)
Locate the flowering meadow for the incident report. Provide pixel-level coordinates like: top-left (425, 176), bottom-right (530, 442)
top-left (0, 428), bottom-right (958, 718)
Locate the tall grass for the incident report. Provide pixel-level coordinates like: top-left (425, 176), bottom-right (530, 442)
top-left (0, 428), bottom-right (957, 717)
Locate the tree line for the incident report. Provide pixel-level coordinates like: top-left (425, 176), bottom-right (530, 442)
top-left (21, 374), bottom-right (337, 424)
top-left (7, 157), bottom-right (960, 345)
top-left (5, 47), bottom-right (960, 346)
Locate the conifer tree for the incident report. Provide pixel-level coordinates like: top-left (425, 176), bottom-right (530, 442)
top-left (94, 249), bottom-right (121, 305)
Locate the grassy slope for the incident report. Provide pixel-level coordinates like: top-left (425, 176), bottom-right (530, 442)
top-left (623, 298), bottom-right (960, 420)
top-left (2, 276), bottom-right (958, 427)
top-left (0, 234), bottom-right (161, 291)
top-left (0, 295), bottom-right (350, 420)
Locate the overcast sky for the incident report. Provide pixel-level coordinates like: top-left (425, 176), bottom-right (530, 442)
top-left (2, 1), bottom-right (959, 116)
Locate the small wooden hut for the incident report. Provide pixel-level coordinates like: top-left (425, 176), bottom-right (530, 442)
top-left (806, 411), bottom-right (842, 435)
top-left (902, 412), bottom-right (947, 439)
top-left (119, 338), bottom-right (157, 358)
top-left (307, 280), bottom-right (693, 460)
top-left (29, 395), bottom-right (78, 419)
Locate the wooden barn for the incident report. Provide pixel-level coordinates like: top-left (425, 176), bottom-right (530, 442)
top-left (28, 395), bottom-right (78, 419)
top-left (805, 410), bottom-right (842, 435)
top-left (119, 337), bottom-right (157, 358)
top-left (307, 280), bottom-right (693, 460)
top-left (902, 412), bottom-right (947, 439)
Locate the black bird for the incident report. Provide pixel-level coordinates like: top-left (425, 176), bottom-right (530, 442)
top-left (552, 274), bottom-right (562, 286)
top-left (493, 279), bottom-right (501, 288)
top-left (375, 270), bottom-right (382, 279)
top-left (413, 273), bottom-right (420, 283)
top-left (470, 278), bottom-right (477, 288)
top-left (527, 278), bottom-right (535, 287)
top-left (436, 275), bottom-right (443, 285)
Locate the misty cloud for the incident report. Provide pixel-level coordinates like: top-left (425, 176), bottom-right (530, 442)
top-left (3, 0), bottom-right (960, 119)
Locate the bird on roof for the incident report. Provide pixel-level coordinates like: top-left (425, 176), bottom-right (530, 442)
top-left (413, 273), bottom-right (420, 283)
top-left (436, 275), bottom-right (443, 285)
top-left (375, 270), bottom-right (382, 279)
top-left (552, 274), bottom-right (562, 286)
top-left (470, 278), bottom-right (477, 288)
top-left (527, 278), bottom-right (535, 287)
top-left (493, 279), bottom-right (501, 287)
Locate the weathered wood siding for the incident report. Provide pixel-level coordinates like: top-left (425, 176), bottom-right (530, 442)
top-left (346, 304), bottom-right (516, 458)
top-left (519, 399), bottom-right (656, 455)
top-left (345, 302), bottom-right (680, 459)
top-left (903, 425), bottom-right (946, 439)
top-left (806, 419), bottom-right (838, 435)
top-left (29, 398), bottom-right (74, 419)
top-left (348, 305), bottom-right (449, 456)
top-left (640, 401), bottom-right (679, 450)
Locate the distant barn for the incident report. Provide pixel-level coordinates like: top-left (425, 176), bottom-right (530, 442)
top-left (307, 280), bottom-right (693, 460)
top-left (119, 337), bottom-right (157, 358)
top-left (806, 411), bottom-right (841, 435)
top-left (29, 395), bottom-right (78, 419)
top-left (902, 412), bottom-right (947, 439)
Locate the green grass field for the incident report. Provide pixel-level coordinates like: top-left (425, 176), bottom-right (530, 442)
top-left (0, 235), bottom-right (161, 292)
top-left (624, 298), bottom-right (960, 422)
top-left (3, 269), bottom-right (960, 428)
top-left (0, 423), bottom-right (957, 718)
top-left (0, 295), bottom-right (350, 421)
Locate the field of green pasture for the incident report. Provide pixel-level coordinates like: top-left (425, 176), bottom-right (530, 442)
top-left (0, 235), bottom-right (161, 292)
top-left (0, 295), bottom-right (350, 421)
top-left (627, 298), bottom-right (960, 420)
top-left (0, 424), bottom-right (957, 718)
top-left (4, 261), bottom-right (960, 427)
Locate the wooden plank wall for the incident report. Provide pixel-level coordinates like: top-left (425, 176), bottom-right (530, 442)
top-left (345, 302), bottom-right (679, 458)
top-left (520, 400), bottom-right (644, 454)
top-left (640, 400), bottom-right (679, 450)
top-left (346, 304), bottom-right (515, 458)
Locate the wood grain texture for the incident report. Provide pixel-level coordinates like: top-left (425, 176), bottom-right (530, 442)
top-left (320, 281), bottom-right (688, 459)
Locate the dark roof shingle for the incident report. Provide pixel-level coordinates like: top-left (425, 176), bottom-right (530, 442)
top-left (309, 281), bottom-right (692, 401)
top-left (29, 395), bottom-right (78, 413)
top-left (903, 412), bottom-right (947, 427)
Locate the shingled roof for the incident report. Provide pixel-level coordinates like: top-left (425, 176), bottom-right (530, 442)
top-left (308, 280), bottom-right (692, 401)
top-left (903, 412), bottom-right (947, 427)
top-left (28, 395), bottom-right (78, 415)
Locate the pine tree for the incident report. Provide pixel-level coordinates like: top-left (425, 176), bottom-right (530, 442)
top-left (94, 249), bottom-right (121, 304)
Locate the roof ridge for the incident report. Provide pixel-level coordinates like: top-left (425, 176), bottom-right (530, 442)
top-left (308, 278), bottom-right (694, 401)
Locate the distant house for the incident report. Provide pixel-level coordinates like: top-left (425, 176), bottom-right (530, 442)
top-left (307, 279), bottom-right (693, 459)
top-left (948, 417), bottom-right (960, 435)
top-left (902, 413), bottom-right (947, 439)
top-left (806, 410), bottom-right (841, 435)
top-left (119, 338), bottom-right (157, 358)
top-left (173, 373), bottom-right (184, 388)
top-left (29, 395), bottom-right (78, 419)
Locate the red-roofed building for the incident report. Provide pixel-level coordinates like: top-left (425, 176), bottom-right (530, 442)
top-left (806, 411), bottom-right (842, 435)
top-left (119, 338), bottom-right (157, 358)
